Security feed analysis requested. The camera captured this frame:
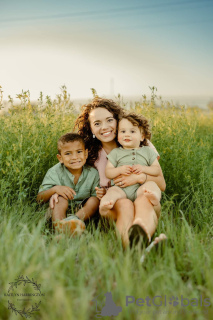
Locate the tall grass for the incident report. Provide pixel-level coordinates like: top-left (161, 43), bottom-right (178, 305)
top-left (0, 87), bottom-right (212, 319)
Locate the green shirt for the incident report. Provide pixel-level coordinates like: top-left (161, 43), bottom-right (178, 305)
top-left (39, 163), bottom-right (100, 203)
top-left (107, 146), bottom-right (158, 168)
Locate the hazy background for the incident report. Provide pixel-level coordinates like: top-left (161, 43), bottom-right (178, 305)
top-left (1, 0), bottom-right (213, 107)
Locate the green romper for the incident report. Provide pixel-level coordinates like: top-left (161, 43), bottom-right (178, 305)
top-left (107, 146), bottom-right (158, 202)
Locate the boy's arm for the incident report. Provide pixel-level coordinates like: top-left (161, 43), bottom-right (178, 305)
top-left (90, 170), bottom-right (100, 198)
top-left (105, 160), bottom-right (132, 179)
top-left (37, 185), bottom-right (76, 203)
top-left (132, 159), bottom-right (161, 176)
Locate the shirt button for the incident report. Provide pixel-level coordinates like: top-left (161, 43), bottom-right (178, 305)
top-left (132, 152), bottom-right (135, 155)
top-left (132, 157), bottom-right (135, 160)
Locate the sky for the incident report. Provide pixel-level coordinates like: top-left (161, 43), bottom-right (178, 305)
top-left (0, 0), bottom-right (213, 104)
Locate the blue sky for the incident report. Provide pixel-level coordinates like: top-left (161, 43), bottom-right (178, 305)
top-left (0, 0), bottom-right (213, 101)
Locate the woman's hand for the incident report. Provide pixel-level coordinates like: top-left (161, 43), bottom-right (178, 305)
top-left (49, 193), bottom-right (59, 209)
top-left (113, 173), bottom-right (146, 188)
top-left (95, 187), bottom-right (106, 200)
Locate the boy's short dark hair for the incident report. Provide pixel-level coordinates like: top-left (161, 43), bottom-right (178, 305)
top-left (118, 112), bottom-right (151, 146)
top-left (57, 133), bottom-right (85, 154)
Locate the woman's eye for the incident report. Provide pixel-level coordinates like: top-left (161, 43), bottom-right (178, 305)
top-left (108, 118), bottom-right (113, 122)
top-left (94, 123), bottom-right (100, 126)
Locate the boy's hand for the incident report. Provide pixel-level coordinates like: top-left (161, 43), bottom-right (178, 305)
top-left (49, 193), bottom-right (59, 209)
top-left (119, 165), bottom-right (132, 175)
top-left (95, 187), bottom-right (106, 200)
top-left (54, 186), bottom-right (76, 200)
top-left (132, 164), bottom-right (144, 174)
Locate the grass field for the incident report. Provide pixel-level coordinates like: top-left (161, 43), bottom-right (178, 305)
top-left (0, 88), bottom-right (213, 319)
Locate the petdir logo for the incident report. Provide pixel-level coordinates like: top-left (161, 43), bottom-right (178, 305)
top-left (4, 275), bottom-right (45, 318)
top-left (126, 295), bottom-right (211, 308)
top-left (92, 292), bottom-right (122, 318)
top-left (91, 292), bottom-right (211, 318)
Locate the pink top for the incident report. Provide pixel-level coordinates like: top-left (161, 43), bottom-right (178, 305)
top-left (94, 140), bottom-right (160, 188)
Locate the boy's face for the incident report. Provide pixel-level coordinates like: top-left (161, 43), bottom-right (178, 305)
top-left (57, 141), bottom-right (88, 173)
top-left (118, 119), bottom-right (144, 149)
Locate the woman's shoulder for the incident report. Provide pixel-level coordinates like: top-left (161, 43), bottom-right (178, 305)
top-left (146, 140), bottom-right (160, 159)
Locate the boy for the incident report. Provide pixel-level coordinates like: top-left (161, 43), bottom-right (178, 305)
top-left (37, 133), bottom-right (100, 235)
top-left (100, 112), bottom-right (162, 218)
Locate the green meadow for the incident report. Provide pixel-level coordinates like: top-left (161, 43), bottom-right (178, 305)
top-left (0, 87), bottom-right (213, 319)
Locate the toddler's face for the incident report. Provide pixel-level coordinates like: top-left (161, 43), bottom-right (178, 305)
top-left (57, 141), bottom-right (88, 173)
top-left (118, 119), bottom-right (144, 149)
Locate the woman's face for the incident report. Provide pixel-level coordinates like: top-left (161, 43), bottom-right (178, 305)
top-left (89, 107), bottom-right (117, 143)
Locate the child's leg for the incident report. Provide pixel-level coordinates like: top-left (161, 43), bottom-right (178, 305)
top-left (51, 196), bottom-right (85, 236)
top-left (51, 196), bottom-right (68, 223)
top-left (75, 196), bottom-right (100, 221)
top-left (99, 186), bottom-right (126, 216)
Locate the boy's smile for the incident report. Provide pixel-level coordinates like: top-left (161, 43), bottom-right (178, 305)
top-left (57, 141), bottom-right (88, 173)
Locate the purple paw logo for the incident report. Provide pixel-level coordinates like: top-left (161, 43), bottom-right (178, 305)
top-left (169, 296), bottom-right (179, 307)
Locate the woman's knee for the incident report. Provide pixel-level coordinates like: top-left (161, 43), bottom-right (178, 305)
top-left (114, 199), bottom-right (134, 220)
top-left (115, 198), bottom-right (133, 211)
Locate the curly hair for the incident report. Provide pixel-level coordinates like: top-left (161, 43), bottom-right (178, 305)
top-left (118, 112), bottom-right (151, 147)
top-left (74, 97), bottom-right (124, 166)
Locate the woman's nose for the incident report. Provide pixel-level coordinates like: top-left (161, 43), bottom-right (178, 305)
top-left (102, 121), bottom-right (108, 129)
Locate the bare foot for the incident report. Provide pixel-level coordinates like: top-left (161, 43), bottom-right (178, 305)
top-left (153, 233), bottom-right (167, 245)
top-left (140, 233), bottom-right (168, 263)
top-left (143, 188), bottom-right (160, 206)
top-left (100, 200), bottom-right (115, 215)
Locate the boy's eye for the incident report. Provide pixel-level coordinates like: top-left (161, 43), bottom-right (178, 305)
top-left (77, 151), bottom-right (82, 153)
top-left (131, 131), bottom-right (135, 133)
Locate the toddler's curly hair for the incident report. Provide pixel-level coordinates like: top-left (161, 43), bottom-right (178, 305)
top-left (118, 112), bottom-right (151, 146)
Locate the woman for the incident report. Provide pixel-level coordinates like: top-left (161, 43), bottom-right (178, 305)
top-left (74, 97), bottom-right (166, 247)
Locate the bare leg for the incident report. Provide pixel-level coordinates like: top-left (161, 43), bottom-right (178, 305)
top-left (51, 196), bottom-right (85, 236)
top-left (99, 186), bottom-right (126, 216)
top-left (131, 181), bottom-right (162, 242)
top-left (100, 198), bottom-right (135, 248)
top-left (132, 195), bottom-right (158, 242)
top-left (76, 197), bottom-right (99, 221)
top-left (137, 181), bottom-right (161, 218)
top-left (51, 196), bottom-right (68, 223)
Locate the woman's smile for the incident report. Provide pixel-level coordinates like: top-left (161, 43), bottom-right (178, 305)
top-left (89, 108), bottom-right (117, 142)
top-left (101, 130), bottom-right (113, 137)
